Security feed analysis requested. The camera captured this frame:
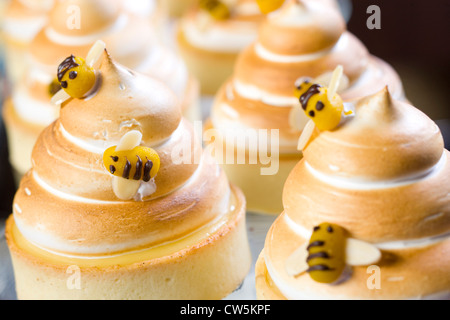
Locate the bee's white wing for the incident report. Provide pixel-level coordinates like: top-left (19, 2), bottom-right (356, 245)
top-left (115, 130), bottom-right (142, 151)
top-left (86, 40), bottom-right (106, 68)
top-left (327, 65), bottom-right (343, 101)
top-left (297, 119), bottom-right (316, 151)
top-left (314, 69), bottom-right (349, 94)
top-left (285, 242), bottom-right (309, 277)
top-left (346, 238), bottom-right (382, 266)
top-left (110, 130), bottom-right (143, 200)
top-left (51, 89), bottom-right (71, 105)
top-left (112, 177), bottom-right (141, 201)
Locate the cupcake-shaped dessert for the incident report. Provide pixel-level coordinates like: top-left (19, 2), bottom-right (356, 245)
top-left (3, 0), bottom-right (199, 183)
top-left (177, 0), bottom-right (266, 94)
top-left (255, 84), bottom-right (450, 299)
top-left (1, 0), bottom-right (53, 84)
top-left (207, 0), bottom-right (405, 214)
top-left (5, 46), bottom-right (251, 300)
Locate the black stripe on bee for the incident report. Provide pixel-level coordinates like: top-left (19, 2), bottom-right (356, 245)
top-left (306, 240), bottom-right (325, 250)
top-left (143, 158), bottom-right (153, 182)
top-left (133, 155), bottom-right (143, 180)
top-left (306, 251), bottom-right (330, 262)
top-left (306, 265), bottom-right (334, 273)
top-left (122, 158), bottom-right (132, 179)
top-left (300, 84), bottom-right (322, 110)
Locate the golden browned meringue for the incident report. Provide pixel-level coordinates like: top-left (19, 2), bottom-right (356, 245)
top-left (6, 50), bottom-right (251, 300)
top-left (256, 88), bottom-right (450, 300)
top-left (208, 0), bottom-right (405, 214)
top-left (3, 0), bottom-right (200, 183)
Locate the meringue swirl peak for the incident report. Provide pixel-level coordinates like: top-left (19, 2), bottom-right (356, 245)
top-left (12, 51), bottom-right (232, 257)
top-left (304, 87), bottom-right (444, 181)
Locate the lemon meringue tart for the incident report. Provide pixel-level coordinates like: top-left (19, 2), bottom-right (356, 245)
top-left (256, 87), bottom-right (450, 300)
top-left (6, 48), bottom-right (251, 300)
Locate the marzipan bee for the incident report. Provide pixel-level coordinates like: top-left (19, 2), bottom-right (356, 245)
top-left (103, 146), bottom-right (160, 182)
top-left (286, 223), bottom-right (382, 284)
top-left (57, 54), bottom-right (96, 99)
top-left (295, 80), bottom-right (344, 131)
top-left (51, 40), bottom-right (106, 106)
top-left (306, 223), bottom-right (347, 283)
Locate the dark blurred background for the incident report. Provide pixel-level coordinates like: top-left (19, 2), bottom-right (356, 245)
top-left (0, 47), bottom-right (14, 217)
top-left (347, 0), bottom-right (450, 121)
top-left (0, 0), bottom-right (449, 218)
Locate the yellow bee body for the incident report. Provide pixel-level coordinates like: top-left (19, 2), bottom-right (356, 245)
top-left (256, 0), bottom-right (285, 14)
top-left (199, 0), bottom-right (231, 20)
top-left (296, 80), bottom-right (344, 131)
top-left (294, 77), bottom-right (313, 100)
top-left (306, 223), bottom-right (346, 284)
top-left (103, 146), bottom-right (160, 182)
top-left (57, 55), bottom-right (96, 99)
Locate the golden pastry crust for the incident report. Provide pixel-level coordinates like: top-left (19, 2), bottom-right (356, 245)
top-left (6, 184), bottom-right (252, 300)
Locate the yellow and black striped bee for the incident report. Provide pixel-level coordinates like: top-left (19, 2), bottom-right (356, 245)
top-left (286, 223), bottom-right (382, 284)
top-left (57, 54), bottom-right (96, 99)
top-left (306, 223), bottom-right (347, 284)
top-left (199, 0), bottom-right (231, 20)
top-left (295, 80), bottom-right (344, 131)
top-left (103, 146), bottom-right (160, 182)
